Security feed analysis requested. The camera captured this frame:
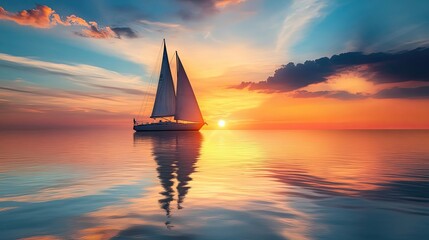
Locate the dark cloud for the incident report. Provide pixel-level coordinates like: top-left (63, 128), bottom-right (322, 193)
top-left (289, 87), bottom-right (429, 100)
top-left (374, 86), bottom-right (429, 99)
top-left (236, 48), bottom-right (429, 93)
top-left (177, 0), bottom-right (217, 20)
top-left (371, 48), bottom-right (429, 83)
top-left (0, 86), bottom-right (35, 94)
top-left (176, 0), bottom-right (243, 20)
top-left (111, 27), bottom-right (138, 39)
top-left (293, 90), bottom-right (368, 100)
top-left (75, 25), bottom-right (138, 39)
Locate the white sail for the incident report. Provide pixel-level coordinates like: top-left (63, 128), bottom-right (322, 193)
top-left (150, 40), bottom-right (176, 118)
top-left (174, 52), bottom-right (204, 123)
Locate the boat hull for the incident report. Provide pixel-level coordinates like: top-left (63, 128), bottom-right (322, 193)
top-left (133, 122), bottom-right (204, 132)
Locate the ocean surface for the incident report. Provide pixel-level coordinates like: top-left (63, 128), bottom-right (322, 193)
top-left (0, 130), bottom-right (428, 240)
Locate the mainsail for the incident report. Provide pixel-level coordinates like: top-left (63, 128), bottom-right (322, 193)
top-left (174, 52), bottom-right (204, 123)
top-left (150, 40), bottom-right (176, 118)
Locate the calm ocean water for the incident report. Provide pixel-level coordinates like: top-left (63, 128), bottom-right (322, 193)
top-left (0, 130), bottom-right (428, 240)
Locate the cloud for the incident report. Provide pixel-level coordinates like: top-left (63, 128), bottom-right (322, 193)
top-left (75, 21), bottom-right (118, 39)
top-left (85, 83), bottom-right (147, 95)
top-left (52, 13), bottom-right (90, 27)
top-left (140, 19), bottom-right (182, 29)
top-left (0, 53), bottom-right (146, 95)
top-left (0, 5), bottom-right (137, 39)
top-left (111, 27), bottom-right (138, 39)
top-left (215, 0), bottom-right (245, 8)
top-left (370, 48), bottom-right (429, 84)
top-left (276, 0), bottom-right (327, 51)
top-left (236, 48), bottom-right (429, 96)
top-left (139, 19), bottom-right (184, 33)
top-left (176, 0), bottom-right (245, 20)
top-left (0, 86), bottom-right (35, 95)
top-left (288, 87), bottom-right (429, 100)
top-left (374, 86), bottom-right (429, 99)
top-left (0, 53), bottom-right (153, 129)
top-left (293, 90), bottom-right (368, 100)
top-left (0, 85), bottom-right (116, 101)
top-left (0, 5), bottom-right (53, 28)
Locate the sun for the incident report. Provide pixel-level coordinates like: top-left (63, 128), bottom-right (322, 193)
top-left (218, 119), bottom-right (226, 128)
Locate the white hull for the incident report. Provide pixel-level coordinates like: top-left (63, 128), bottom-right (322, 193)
top-left (133, 122), bottom-right (204, 132)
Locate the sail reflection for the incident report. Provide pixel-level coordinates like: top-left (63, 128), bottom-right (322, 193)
top-left (133, 131), bottom-right (203, 227)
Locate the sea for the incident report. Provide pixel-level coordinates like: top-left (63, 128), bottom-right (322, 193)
top-left (0, 129), bottom-right (428, 240)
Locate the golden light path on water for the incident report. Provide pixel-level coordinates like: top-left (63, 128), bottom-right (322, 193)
top-left (0, 129), bottom-right (428, 239)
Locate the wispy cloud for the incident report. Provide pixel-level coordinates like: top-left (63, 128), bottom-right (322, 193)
top-left (0, 77), bottom-right (150, 129)
top-left (75, 21), bottom-right (117, 39)
top-left (215, 0), bottom-right (246, 8)
top-left (139, 19), bottom-right (185, 35)
top-left (0, 52), bottom-right (154, 129)
top-left (140, 20), bottom-right (182, 29)
top-left (0, 85), bottom-right (116, 102)
top-left (0, 53), bottom-right (142, 87)
top-left (0, 53), bottom-right (152, 115)
top-left (0, 5), bottom-right (136, 39)
top-left (276, 0), bottom-right (327, 51)
top-left (176, 0), bottom-right (246, 20)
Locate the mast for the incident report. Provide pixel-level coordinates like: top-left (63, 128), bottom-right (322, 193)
top-left (150, 39), bottom-right (176, 118)
top-left (174, 52), bottom-right (204, 123)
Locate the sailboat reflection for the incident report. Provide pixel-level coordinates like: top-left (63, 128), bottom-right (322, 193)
top-left (133, 131), bottom-right (203, 228)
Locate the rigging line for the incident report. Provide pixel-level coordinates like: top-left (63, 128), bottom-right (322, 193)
top-left (169, 51), bottom-right (176, 92)
top-left (140, 63), bottom-right (160, 120)
top-left (137, 58), bottom-right (157, 120)
top-left (137, 41), bottom-right (163, 119)
top-left (143, 43), bottom-right (163, 116)
top-left (141, 51), bottom-right (161, 119)
top-left (169, 51), bottom-right (176, 68)
top-left (145, 46), bottom-right (163, 118)
top-left (137, 40), bottom-right (163, 120)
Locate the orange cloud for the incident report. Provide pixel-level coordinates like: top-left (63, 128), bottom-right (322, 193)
top-left (78, 22), bottom-right (117, 39)
top-left (215, 0), bottom-right (246, 8)
top-left (0, 5), bottom-right (123, 39)
top-left (52, 14), bottom-right (90, 28)
top-left (0, 5), bottom-right (53, 28)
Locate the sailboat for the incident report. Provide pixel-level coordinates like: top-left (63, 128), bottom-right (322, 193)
top-left (133, 39), bottom-right (205, 132)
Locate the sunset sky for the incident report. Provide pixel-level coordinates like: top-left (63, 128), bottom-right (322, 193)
top-left (1, 0), bottom-right (428, 129)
